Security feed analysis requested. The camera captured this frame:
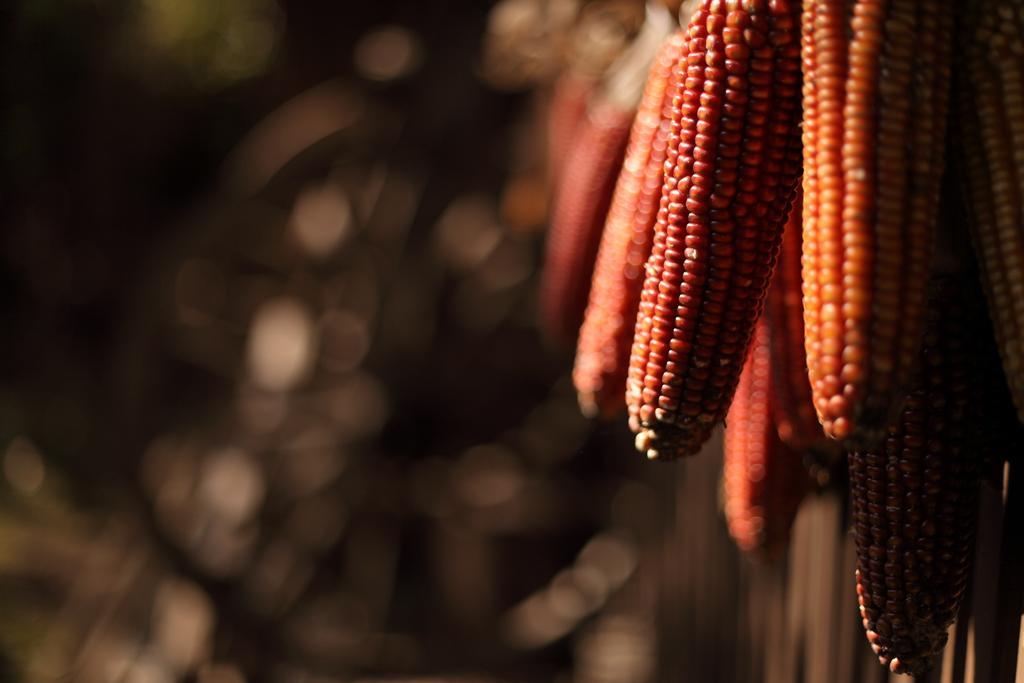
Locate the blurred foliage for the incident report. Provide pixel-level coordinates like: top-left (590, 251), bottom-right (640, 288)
top-left (126, 0), bottom-right (282, 90)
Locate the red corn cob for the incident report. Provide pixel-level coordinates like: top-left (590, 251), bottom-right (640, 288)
top-left (540, 102), bottom-right (633, 344)
top-left (955, 0), bottom-right (1024, 423)
top-left (573, 30), bottom-right (688, 418)
top-left (723, 315), bottom-right (808, 558)
top-left (800, 0), bottom-right (953, 445)
top-left (626, 0), bottom-right (803, 460)
top-left (547, 73), bottom-right (596, 184)
top-left (850, 277), bottom-right (993, 677)
top-left (765, 192), bottom-right (836, 456)
top-left (541, 7), bottom-right (676, 345)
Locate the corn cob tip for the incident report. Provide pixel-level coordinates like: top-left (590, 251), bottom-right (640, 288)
top-left (577, 394), bottom-right (600, 420)
top-left (634, 429), bottom-right (659, 460)
top-left (856, 571), bottom-right (943, 677)
top-left (850, 278), bottom-right (982, 678)
top-left (633, 424), bottom-right (704, 461)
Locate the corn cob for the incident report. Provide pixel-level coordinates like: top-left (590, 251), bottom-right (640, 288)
top-left (800, 0), bottom-right (953, 445)
top-left (626, 0), bottom-right (803, 460)
top-left (764, 192), bottom-right (837, 457)
top-left (849, 278), bottom-right (986, 677)
top-left (547, 74), bottom-right (596, 184)
top-left (573, 30), bottom-right (688, 418)
top-left (955, 0), bottom-right (1024, 423)
top-left (723, 315), bottom-right (808, 558)
top-left (540, 7), bottom-right (675, 344)
top-left (540, 102), bottom-right (633, 343)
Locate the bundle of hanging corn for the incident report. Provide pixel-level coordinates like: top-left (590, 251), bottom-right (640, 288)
top-left (512, 0), bottom-right (1024, 675)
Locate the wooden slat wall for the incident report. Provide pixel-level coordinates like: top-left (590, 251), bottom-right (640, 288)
top-left (655, 443), bottom-right (1023, 682)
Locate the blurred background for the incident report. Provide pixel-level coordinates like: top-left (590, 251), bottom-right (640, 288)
top-left (0, 1), bottom-right (679, 681)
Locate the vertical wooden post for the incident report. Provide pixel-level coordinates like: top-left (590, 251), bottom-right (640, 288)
top-left (993, 462), bottom-right (1024, 683)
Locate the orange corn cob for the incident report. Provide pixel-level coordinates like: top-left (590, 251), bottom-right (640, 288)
top-left (540, 102), bottom-right (633, 344)
top-left (850, 278), bottom-right (992, 677)
top-left (626, 0), bottom-right (803, 460)
top-left (724, 315), bottom-right (808, 558)
top-left (800, 0), bottom-right (953, 445)
top-left (765, 192), bottom-right (836, 455)
top-left (573, 31), bottom-right (688, 419)
top-left (956, 0), bottom-right (1024, 423)
top-left (547, 74), bottom-right (596, 183)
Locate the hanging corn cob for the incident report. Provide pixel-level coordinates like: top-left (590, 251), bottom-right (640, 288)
top-left (723, 315), bottom-right (808, 558)
top-left (955, 0), bottom-right (1024, 424)
top-left (547, 74), bottom-right (597, 183)
top-left (540, 4), bottom-right (675, 344)
top-left (540, 104), bottom-right (633, 343)
top-left (849, 277), bottom-right (996, 677)
top-left (626, 0), bottom-right (803, 460)
top-left (765, 193), bottom-right (838, 462)
top-left (573, 30), bottom-right (688, 418)
top-left (800, 0), bottom-right (953, 446)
